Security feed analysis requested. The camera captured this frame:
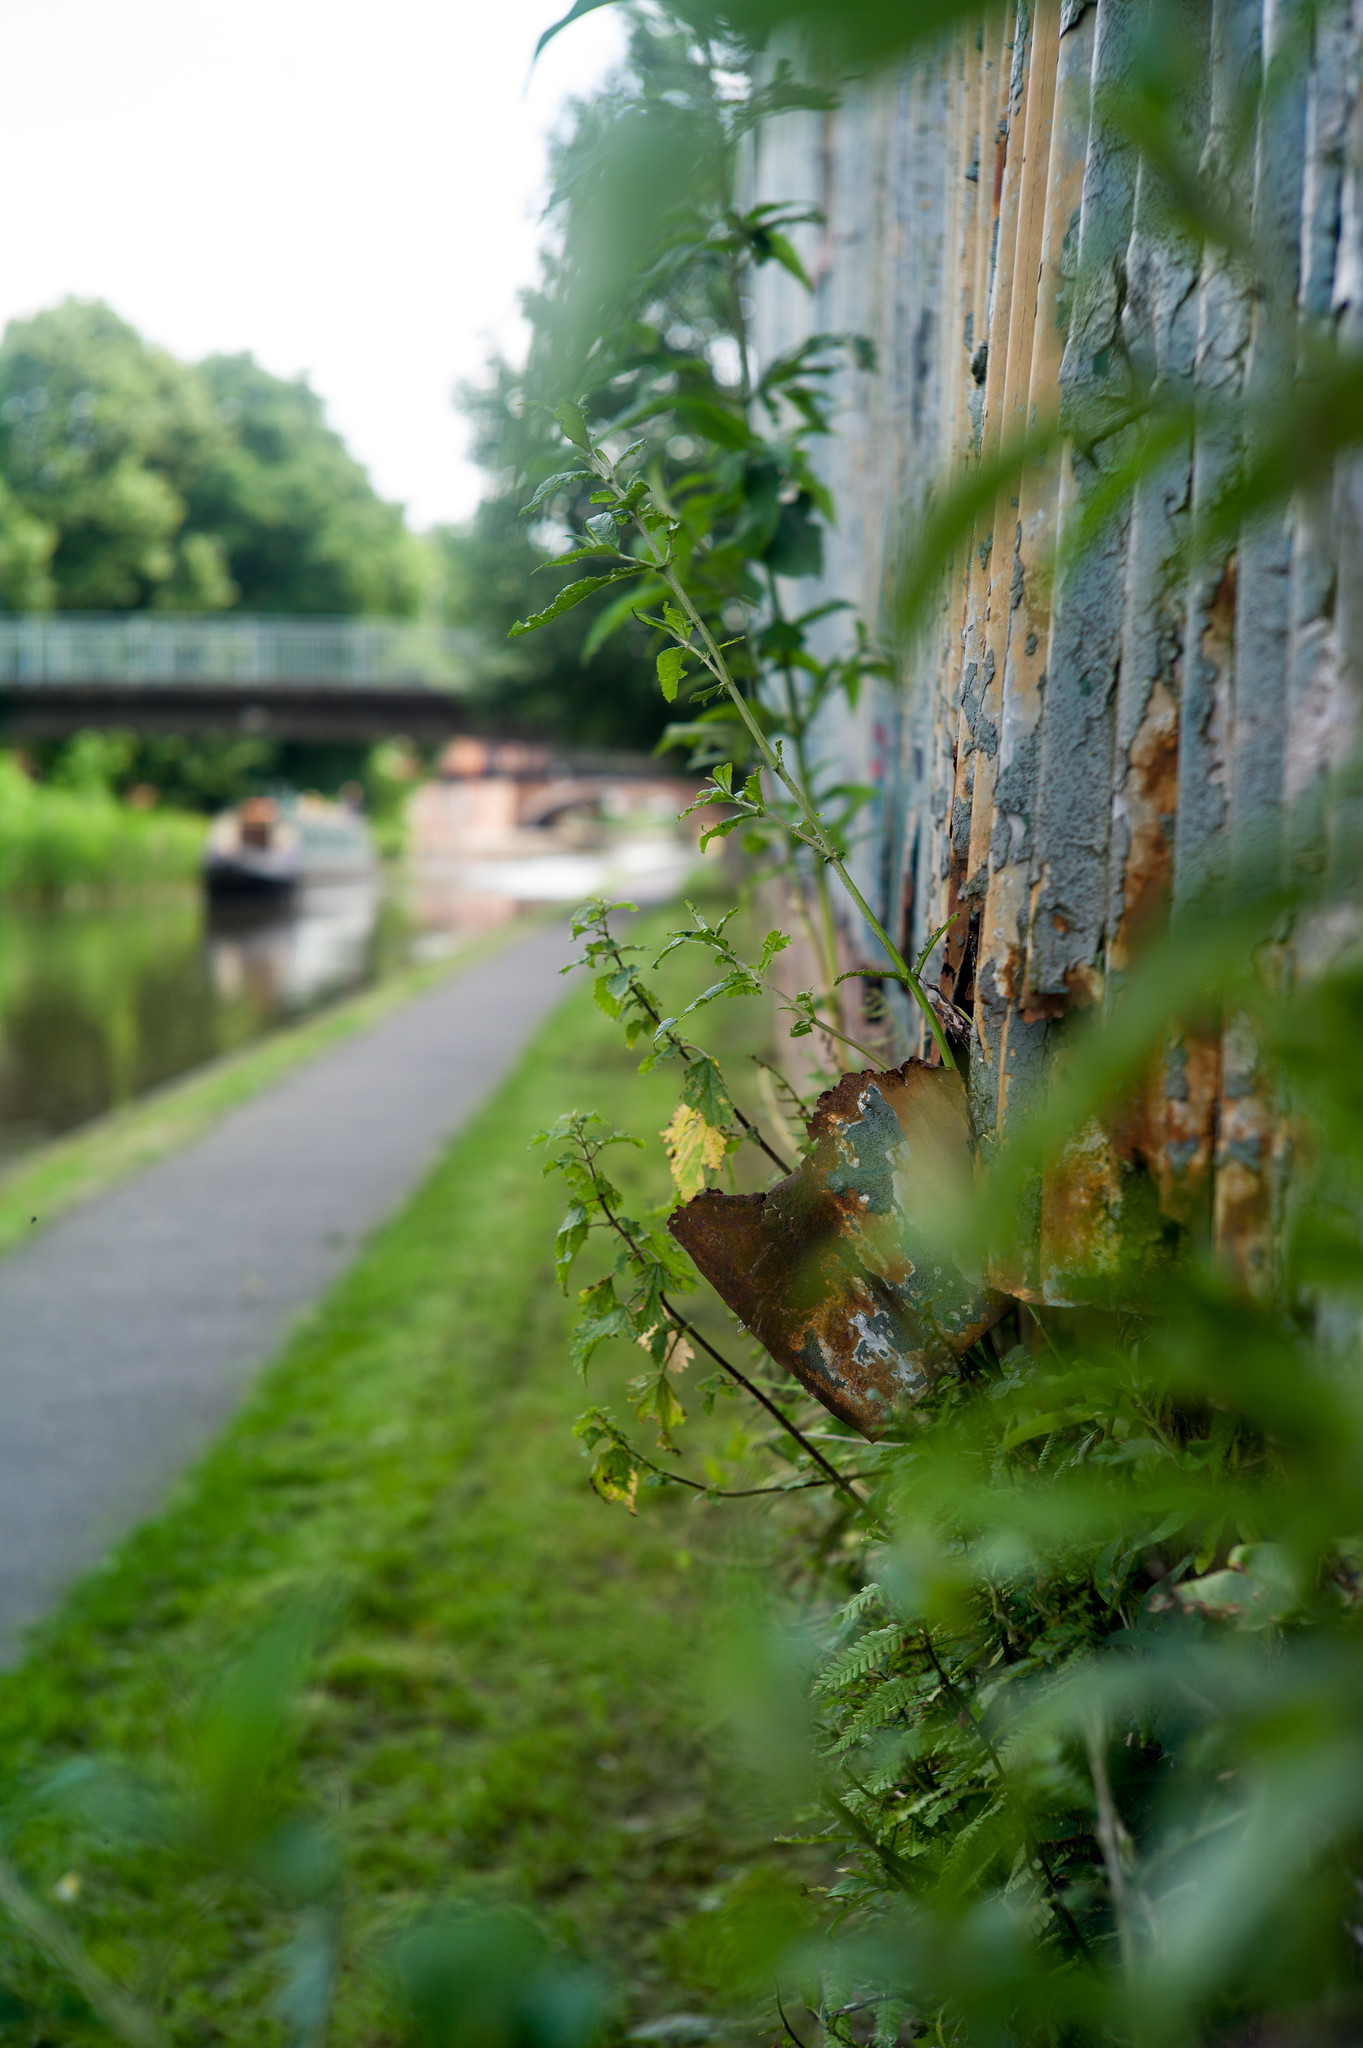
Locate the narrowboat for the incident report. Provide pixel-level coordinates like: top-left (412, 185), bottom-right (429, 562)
top-left (204, 794), bottom-right (376, 898)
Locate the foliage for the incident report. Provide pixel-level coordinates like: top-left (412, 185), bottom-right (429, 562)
top-left (434, 498), bottom-right (668, 754)
top-left (188, 353), bottom-right (423, 617)
top-left (0, 300), bottom-right (419, 617)
top-left (451, 12), bottom-right (840, 753)
top-left (20, 731), bottom-right (416, 845)
top-left (0, 752), bottom-right (203, 904)
top-left (512, 6), bottom-right (1363, 2046)
top-left (0, 301), bottom-right (228, 612)
top-left (0, 302), bottom-right (425, 844)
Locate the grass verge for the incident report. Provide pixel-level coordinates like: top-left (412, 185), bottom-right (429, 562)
top-left (0, 758), bottom-right (205, 904)
top-left (0, 906), bottom-right (783, 2045)
top-left (0, 915), bottom-right (545, 1260)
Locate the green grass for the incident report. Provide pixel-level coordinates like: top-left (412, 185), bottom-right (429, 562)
top-left (0, 916), bottom-right (543, 1260)
top-left (0, 757), bottom-right (205, 903)
top-left (0, 909), bottom-right (782, 2045)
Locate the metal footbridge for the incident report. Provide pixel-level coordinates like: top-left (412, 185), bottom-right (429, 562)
top-left (0, 614), bottom-right (483, 741)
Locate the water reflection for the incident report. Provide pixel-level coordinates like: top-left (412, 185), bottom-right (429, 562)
top-left (0, 889), bottom-right (408, 1172)
top-left (207, 883), bottom-right (388, 1018)
top-left (0, 827), bottom-right (699, 1171)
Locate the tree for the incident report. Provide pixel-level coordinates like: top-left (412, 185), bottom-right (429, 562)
top-left (0, 299), bottom-right (420, 617)
top-left (189, 353), bottom-right (422, 615)
top-left (0, 300), bottom-right (231, 610)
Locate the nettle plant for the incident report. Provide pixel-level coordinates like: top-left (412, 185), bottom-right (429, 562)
top-left (521, 392), bottom-right (959, 1503)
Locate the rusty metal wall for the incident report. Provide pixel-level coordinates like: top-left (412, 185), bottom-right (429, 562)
top-left (750, 0), bottom-right (1362, 1301)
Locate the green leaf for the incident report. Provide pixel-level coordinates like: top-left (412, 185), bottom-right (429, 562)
top-left (542, 542), bottom-right (618, 568)
top-left (533, 0), bottom-right (617, 62)
top-left (815, 1625), bottom-right (908, 1694)
top-left (681, 1054), bottom-right (733, 1127)
top-left (509, 568), bottom-right (642, 637)
top-left (553, 1203), bottom-right (590, 1292)
top-left (670, 396), bottom-right (752, 450)
top-left (760, 228), bottom-right (812, 290)
top-left (763, 493), bottom-right (824, 579)
top-left (699, 813), bottom-right (745, 850)
top-left (628, 1367), bottom-right (688, 1448)
top-left (1001, 1411), bottom-right (1081, 1453)
top-left (570, 1281), bottom-right (633, 1373)
top-left (657, 646), bottom-right (686, 701)
top-left (593, 969), bottom-right (634, 1019)
top-left (518, 466), bottom-right (590, 518)
top-left (757, 929), bottom-right (792, 973)
top-left (580, 575), bottom-right (665, 659)
top-left (554, 399), bottom-right (592, 449)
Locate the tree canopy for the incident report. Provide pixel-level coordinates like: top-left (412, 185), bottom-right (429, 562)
top-left (0, 300), bottom-right (421, 616)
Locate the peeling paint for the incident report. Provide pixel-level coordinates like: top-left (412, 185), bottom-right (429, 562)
top-left (745, 0), bottom-right (1358, 1317)
top-left (668, 1064), bottom-right (1007, 1436)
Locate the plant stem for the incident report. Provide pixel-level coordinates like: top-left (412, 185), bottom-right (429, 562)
top-left (651, 543), bottom-right (956, 1070)
top-left (1086, 1714), bottom-right (1137, 1977)
top-left (775, 1989), bottom-right (813, 2048)
top-left (583, 1163), bottom-right (864, 1506)
top-left (594, 919), bottom-right (794, 1173)
top-left (775, 643), bottom-right (843, 1007)
top-left (659, 1291), bottom-right (868, 1508)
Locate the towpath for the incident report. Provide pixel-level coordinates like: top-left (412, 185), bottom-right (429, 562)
top-left (0, 921), bottom-right (570, 1659)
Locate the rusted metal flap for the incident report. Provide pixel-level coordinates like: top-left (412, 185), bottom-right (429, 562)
top-left (668, 1062), bottom-right (1008, 1437)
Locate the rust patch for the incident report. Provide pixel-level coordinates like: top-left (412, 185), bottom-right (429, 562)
top-left (1064, 961), bottom-right (1104, 1008)
top-left (1213, 1015), bottom-right (1283, 1293)
top-left (1037, 1038), bottom-right (1180, 1303)
top-left (1039, 1120), bottom-right (1125, 1300)
top-left (1160, 1029), bottom-right (1221, 1231)
top-left (668, 1063), bottom-right (1008, 1438)
top-left (1111, 679), bottom-right (1180, 973)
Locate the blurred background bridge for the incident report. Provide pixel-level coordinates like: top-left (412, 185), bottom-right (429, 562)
top-left (0, 614), bottom-right (484, 741)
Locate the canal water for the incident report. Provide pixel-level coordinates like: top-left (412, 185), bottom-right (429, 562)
top-left (0, 830), bottom-right (695, 1174)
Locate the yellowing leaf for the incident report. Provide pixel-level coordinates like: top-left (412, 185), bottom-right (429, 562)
top-left (637, 1326), bottom-right (694, 1374)
top-left (662, 1104), bottom-right (726, 1202)
top-left (589, 1442), bottom-right (639, 1514)
top-left (664, 1329), bottom-right (693, 1374)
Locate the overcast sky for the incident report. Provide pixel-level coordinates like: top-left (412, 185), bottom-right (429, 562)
top-left (0, 0), bottom-right (625, 527)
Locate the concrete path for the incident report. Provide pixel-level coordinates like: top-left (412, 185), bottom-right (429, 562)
top-left (0, 921), bottom-right (571, 1658)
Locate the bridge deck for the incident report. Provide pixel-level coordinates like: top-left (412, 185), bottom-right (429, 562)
top-left (0, 614), bottom-right (482, 740)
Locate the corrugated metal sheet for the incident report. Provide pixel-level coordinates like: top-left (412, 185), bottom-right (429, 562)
top-left (750, 0), bottom-right (1361, 1302)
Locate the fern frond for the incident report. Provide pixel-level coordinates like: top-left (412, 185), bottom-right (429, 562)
top-left (832, 1581), bottom-right (885, 1632)
top-left (828, 1673), bottom-right (923, 1751)
top-left (815, 1624), bottom-right (909, 1694)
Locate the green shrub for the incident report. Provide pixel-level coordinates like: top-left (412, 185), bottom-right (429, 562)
top-left (0, 754), bottom-right (204, 903)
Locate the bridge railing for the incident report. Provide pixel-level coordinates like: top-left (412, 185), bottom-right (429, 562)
top-left (0, 615), bottom-right (480, 691)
